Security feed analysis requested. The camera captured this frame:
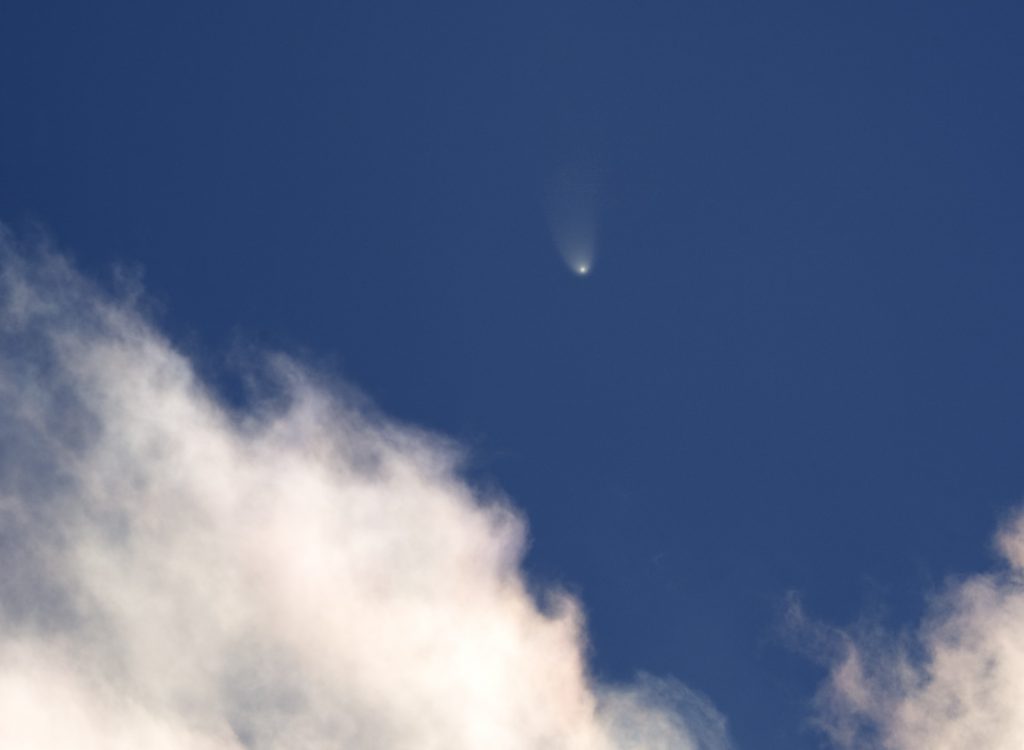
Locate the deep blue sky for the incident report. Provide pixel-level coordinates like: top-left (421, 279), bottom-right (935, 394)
top-left (3, 2), bottom-right (1024, 747)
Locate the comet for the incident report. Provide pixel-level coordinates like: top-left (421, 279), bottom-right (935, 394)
top-left (546, 164), bottom-right (600, 277)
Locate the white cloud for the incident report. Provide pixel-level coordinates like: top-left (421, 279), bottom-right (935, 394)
top-left (808, 510), bottom-right (1024, 750)
top-left (0, 239), bottom-right (730, 750)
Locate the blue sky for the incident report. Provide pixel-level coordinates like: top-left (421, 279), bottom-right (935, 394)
top-left (2, 2), bottom-right (1024, 748)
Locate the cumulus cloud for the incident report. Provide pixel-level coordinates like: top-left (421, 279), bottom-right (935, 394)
top-left (0, 236), bottom-right (730, 750)
top-left (803, 510), bottom-right (1024, 750)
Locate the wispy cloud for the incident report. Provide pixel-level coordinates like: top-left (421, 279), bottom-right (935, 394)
top-left (794, 510), bottom-right (1024, 750)
top-left (0, 235), bottom-right (730, 750)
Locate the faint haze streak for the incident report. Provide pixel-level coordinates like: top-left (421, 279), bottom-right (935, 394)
top-left (0, 233), bottom-right (730, 750)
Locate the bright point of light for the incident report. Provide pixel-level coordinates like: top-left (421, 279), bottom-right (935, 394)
top-left (576, 263), bottom-right (590, 276)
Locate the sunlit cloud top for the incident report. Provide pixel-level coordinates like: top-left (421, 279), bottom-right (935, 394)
top-left (0, 236), bottom-right (730, 750)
